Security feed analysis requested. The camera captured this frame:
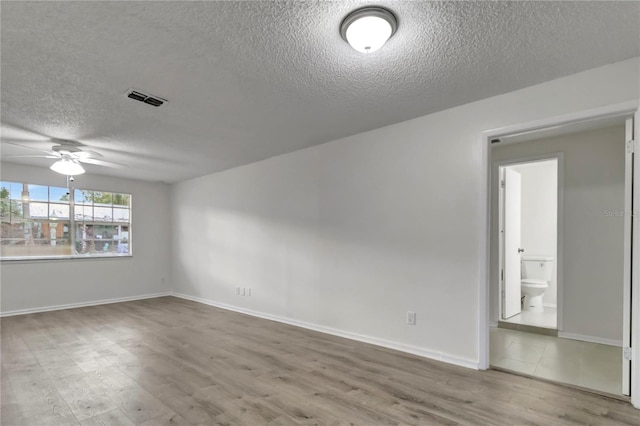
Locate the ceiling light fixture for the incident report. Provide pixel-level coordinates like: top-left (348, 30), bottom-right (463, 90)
top-left (50, 158), bottom-right (85, 176)
top-left (340, 6), bottom-right (398, 53)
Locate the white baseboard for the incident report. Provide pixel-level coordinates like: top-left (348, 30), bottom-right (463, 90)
top-left (171, 292), bottom-right (479, 370)
top-left (558, 331), bottom-right (622, 347)
top-left (0, 292), bottom-right (172, 317)
top-left (543, 303), bottom-right (557, 308)
top-left (489, 321), bottom-right (498, 328)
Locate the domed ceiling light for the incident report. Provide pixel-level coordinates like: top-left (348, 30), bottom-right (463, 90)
top-left (340, 6), bottom-right (398, 53)
top-left (50, 157), bottom-right (85, 176)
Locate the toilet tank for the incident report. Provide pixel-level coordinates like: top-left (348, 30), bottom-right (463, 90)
top-left (521, 256), bottom-right (553, 282)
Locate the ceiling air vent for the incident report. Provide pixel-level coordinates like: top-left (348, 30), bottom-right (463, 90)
top-left (125, 89), bottom-right (167, 107)
top-left (144, 97), bottom-right (164, 107)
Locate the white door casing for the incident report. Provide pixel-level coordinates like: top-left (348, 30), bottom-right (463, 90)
top-left (623, 116), bottom-right (634, 396)
top-left (479, 101), bottom-right (640, 409)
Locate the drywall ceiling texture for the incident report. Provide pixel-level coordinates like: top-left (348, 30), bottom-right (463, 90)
top-left (1, 1), bottom-right (639, 182)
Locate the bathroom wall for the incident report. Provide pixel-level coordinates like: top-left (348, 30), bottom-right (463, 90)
top-left (493, 125), bottom-right (626, 345)
top-left (510, 160), bottom-right (558, 306)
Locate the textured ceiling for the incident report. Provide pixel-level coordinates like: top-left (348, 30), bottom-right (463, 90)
top-left (1, 1), bottom-right (639, 183)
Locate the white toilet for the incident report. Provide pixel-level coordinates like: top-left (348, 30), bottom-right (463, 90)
top-left (521, 256), bottom-right (553, 313)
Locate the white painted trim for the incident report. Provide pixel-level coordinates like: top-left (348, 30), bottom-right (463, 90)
top-left (623, 116), bottom-right (634, 396)
top-left (489, 321), bottom-right (498, 328)
top-left (632, 108), bottom-right (640, 409)
top-left (478, 128), bottom-right (492, 370)
top-left (0, 292), bottom-right (172, 317)
top-left (543, 303), bottom-right (557, 309)
top-left (172, 292), bottom-right (479, 370)
top-left (479, 100), bottom-right (639, 377)
top-left (483, 101), bottom-right (639, 143)
top-left (558, 332), bottom-right (622, 348)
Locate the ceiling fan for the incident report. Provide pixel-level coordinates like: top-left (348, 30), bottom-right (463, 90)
top-left (2, 136), bottom-right (124, 176)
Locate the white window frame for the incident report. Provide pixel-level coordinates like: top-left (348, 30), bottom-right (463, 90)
top-left (0, 181), bottom-right (132, 261)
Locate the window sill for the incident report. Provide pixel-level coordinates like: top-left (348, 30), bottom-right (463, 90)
top-left (0, 253), bottom-right (133, 263)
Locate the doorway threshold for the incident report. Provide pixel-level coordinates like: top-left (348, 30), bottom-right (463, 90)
top-left (489, 365), bottom-right (629, 403)
top-left (497, 321), bottom-right (557, 336)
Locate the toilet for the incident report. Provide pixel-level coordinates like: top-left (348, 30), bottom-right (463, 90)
top-left (521, 256), bottom-right (553, 312)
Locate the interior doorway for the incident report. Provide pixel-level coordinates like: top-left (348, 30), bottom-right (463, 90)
top-left (499, 158), bottom-right (559, 332)
top-left (483, 110), bottom-right (636, 399)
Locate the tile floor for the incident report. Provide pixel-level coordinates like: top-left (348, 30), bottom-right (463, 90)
top-left (501, 306), bottom-right (557, 329)
top-left (490, 327), bottom-right (624, 396)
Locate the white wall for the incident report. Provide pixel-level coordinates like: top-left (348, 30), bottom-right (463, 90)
top-left (493, 125), bottom-right (626, 344)
top-left (0, 162), bottom-right (172, 313)
top-left (172, 57), bottom-right (638, 366)
top-left (510, 160), bottom-right (558, 306)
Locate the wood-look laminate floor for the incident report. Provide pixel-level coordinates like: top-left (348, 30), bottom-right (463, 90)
top-left (1, 297), bottom-right (638, 425)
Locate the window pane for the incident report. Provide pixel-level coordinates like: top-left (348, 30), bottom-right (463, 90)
top-left (76, 224), bottom-right (106, 254)
top-left (0, 185), bottom-right (22, 222)
top-left (28, 202), bottom-right (48, 219)
top-left (49, 203), bottom-right (69, 219)
top-left (116, 224), bottom-right (129, 254)
top-left (1, 221), bottom-right (72, 258)
top-left (1, 182), bottom-right (23, 201)
top-left (74, 189), bottom-right (91, 204)
top-left (49, 187), bottom-right (70, 203)
top-left (1, 221), bottom-right (22, 241)
top-left (75, 224), bottom-right (92, 254)
top-left (0, 200), bottom-right (10, 222)
top-left (92, 192), bottom-right (112, 206)
top-left (1, 182), bottom-right (131, 259)
top-left (27, 184), bottom-right (48, 202)
top-left (113, 208), bottom-right (129, 223)
top-left (113, 193), bottom-right (130, 207)
top-left (0, 183), bottom-right (10, 199)
top-left (74, 205), bottom-right (93, 221)
top-left (9, 201), bottom-right (24, 220)
top-left (117, 240), bottom-right (129, 254)
top-left (93, 207), bottom-right (112, 222)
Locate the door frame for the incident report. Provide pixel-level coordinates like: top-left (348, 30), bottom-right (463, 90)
top-left (477, 100), bottom-right (640, 408)
top-left (623, 116), bottom-right (634, 395)
top-left (495, 155), bottom-right (563, 327)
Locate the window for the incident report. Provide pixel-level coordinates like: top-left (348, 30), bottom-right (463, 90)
top-left (1, 181), bottom-right (131, 260)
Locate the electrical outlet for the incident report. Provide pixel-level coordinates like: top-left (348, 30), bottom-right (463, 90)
top-left (407, 311), bottom-right (416, 325)
top-left (236, 287), bottom-right (240, 295)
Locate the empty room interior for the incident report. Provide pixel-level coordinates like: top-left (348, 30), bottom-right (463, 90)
top-left (1, 1), bottom-right (640, 425)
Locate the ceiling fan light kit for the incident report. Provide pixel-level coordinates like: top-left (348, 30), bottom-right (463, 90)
top-left (50, 158), bottom-right (86, 175)
top-left (340, 6), bottom-right (398, 53)
top-left (3, 135), bottom-right (125, 174)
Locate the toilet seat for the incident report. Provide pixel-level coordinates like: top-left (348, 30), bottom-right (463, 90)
top-left (521, 279), bottom-right (548, 288)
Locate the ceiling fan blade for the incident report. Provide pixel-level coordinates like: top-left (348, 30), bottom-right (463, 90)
top-left (73, 149), bottom-right (104, 159)
top-left (3, 155), bottom-right (60, 159)
top-left (79, 158), bottom-right (125, 168)
top-left (3, 140), bottom-right (57, 155)
top-left (0, 124), bottom-right (51, 142)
